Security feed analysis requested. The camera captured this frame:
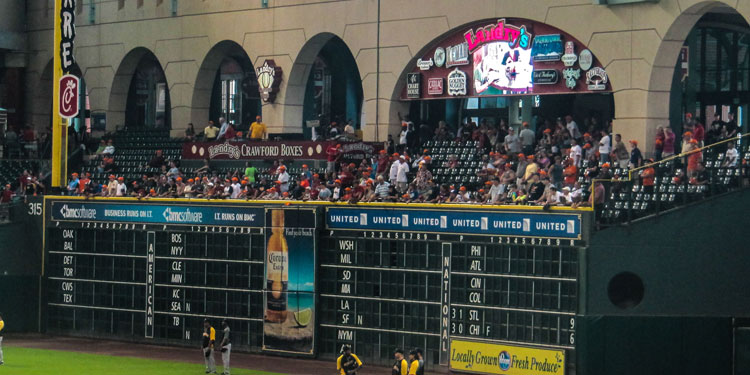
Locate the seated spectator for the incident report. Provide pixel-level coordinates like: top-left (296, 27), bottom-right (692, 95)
top-left (724, 142), bottom-right (738, 167)
top-left (102, 139), bottom-right (115, 155)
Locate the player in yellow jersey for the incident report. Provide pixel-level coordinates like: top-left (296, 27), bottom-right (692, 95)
top-left (336, 345), bottom-right (362, 375)
top-left (0, 313), bottom-right (4, 365)
top-left (407, 350), bottom-right (419, 375)
top-left (202, 319), bottom-right (216, 374)
top-left (392, 348), bottom-right (408, 375)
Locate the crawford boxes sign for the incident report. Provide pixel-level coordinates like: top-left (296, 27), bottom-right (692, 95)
top-left (183, 141), bottom-right (383, 161)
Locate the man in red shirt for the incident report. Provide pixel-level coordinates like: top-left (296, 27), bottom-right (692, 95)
top-left (641, 159), bottom-right (656, 193)
top-left (326, 144), bottom-right (342, 173)
top-left (1, 184), bottom-right (13, 203)
top-left (563, 159), bottom-right (578, 187)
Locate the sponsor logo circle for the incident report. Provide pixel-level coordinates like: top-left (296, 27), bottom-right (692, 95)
top-left (308, 146), bottom-right (314, 156)
top-left (316, 144), bottom-right (322, 154)
top-left (498, 351), bottom-right (511, 371)
top-left (199, 147), bottom-right (205, 157)
top-left (191, 145), bottom-right (197, 154)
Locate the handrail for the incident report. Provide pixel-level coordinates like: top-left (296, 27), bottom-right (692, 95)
top-left (626, 133), bottom-right (750, 181)
top-left (590, 132), bottom-right (750, 224)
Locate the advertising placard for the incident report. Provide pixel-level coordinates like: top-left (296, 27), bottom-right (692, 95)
top-left (50, 201), bottom-right (264, 227)
top-left (263, 209), bottom-right (316, 355)
top-left (326, 207), bottom-right (581, 239)
top-left (182, 140), bottom-right (383, 161)
top-left (449, 339), bottom-right (565, 375)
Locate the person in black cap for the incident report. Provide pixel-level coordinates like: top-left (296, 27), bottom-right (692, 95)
top-left (202, 319), bottom-right (217, 374)
top-left (407, 349), bottom-right (419, 375)
top-left (415, 348), bottom-right (425, 375)
top-left (336, 345), bottom-right (362, 375)
top-left (392, 348), bottom-right (407, 375)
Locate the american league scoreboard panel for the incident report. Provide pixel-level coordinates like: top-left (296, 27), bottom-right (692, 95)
top-left (320, 206), bottom-right (589, 371)
top-left (44, 198), bottom-right (317, 355)
top-left (43, 197), bottom-right (590, 371)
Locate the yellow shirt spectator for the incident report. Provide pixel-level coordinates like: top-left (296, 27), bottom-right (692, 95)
top-left (204, 125), bottom-right (219, 140)
top-left (250, 121), bottom-right (267, 140)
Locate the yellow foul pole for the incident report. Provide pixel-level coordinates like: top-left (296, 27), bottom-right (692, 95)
top-left (52, 0), bottom-right (69, 187)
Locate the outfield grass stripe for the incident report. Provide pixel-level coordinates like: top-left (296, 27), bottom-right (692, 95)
top-left (0, 347), bottom-right (282, 375)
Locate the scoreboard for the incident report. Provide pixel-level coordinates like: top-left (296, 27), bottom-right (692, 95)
top-left (319, 207), bottom-right (586, 370)
top-left (43, 198), bottom-right (590, 372)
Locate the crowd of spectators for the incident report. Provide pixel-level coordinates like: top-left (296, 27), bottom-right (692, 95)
top-left (53, 111), bottom-right (745, 211)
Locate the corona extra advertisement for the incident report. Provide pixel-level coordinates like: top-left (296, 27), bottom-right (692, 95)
top-left (450, 339), bottom-right (565, 375)
top-left (263, 209), bottom-right (317, 355)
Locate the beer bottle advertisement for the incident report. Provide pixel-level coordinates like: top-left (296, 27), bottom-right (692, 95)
top-left (263, 208), bottom-right (316, 355)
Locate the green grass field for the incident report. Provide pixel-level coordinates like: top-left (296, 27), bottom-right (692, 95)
top-left (0, 347), bottom-right (281, 375)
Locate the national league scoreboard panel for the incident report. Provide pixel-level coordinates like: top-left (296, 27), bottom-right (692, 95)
top-left (44, 198), bottom-right (318, 356)
top-left (320, 206), bottom-right (588, 370)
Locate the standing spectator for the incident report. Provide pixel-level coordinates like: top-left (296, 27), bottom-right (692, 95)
top-left (277, 166), bottom-right (290, 193)
top-left (612, 134), bottom-right (629, 168)
top-left (662, 127), bottom-right (676, 158)
top-left (217, 117), bottom-right (230, 140)
top-left (148, 150), bottom-right (166, 169)
top-left (629, 140), bottom-right (643, 168)
top-left (724, 141), bottom-right (739, 167)
top-left (569, 139), bottom-right (583, 167)
top-left (519, 122), bottom-right (535, 155)
top-left (725, 113), bottom-right (738, 138)
top-left (389, 153), bottom-right (401, 184)
top-left (565, 115), bottom-right (582, 140)
top-left (396, 156), bottom-right (410, 193)
top-left (686, 139), bottom-right (702, 178)
top-left (249, 116), bottom-right (266, 141)
top-left (244, 162), bottom-right (257, 183)
top-left (654, 126), bottom-right (664, 161)
top-left (204, 121), bottom-right (219, 141)
top-left (1, 184), bottom-right (14, 203)
top-left (185, 123), bottom-right (196, 141)
top-left (398, 125), bottom-right (409, 154)
top-left (598, 130), bottom-right (611, 163)
top-left (326, 144), bottom-right (342, 174)
top-left (344, 120), bottom-right (355, 135)
top-left (641, 161), bottom-right (656, 193)
top-left (693, 118), bottom-right (705, 147)
top-left (563, 159), bottom-right (578, 187)
top-left (504, 128), bottom-right (521, 154)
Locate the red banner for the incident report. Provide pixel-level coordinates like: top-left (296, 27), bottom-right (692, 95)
top-left (183, 140), bottom-right (383, 161)
top-left (59, 74), bottom-right (80, 118)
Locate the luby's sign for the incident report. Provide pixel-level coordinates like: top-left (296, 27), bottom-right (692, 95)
top-left (401, 18), bottom-right (611, 100)
top-left (183, 141), bottom-right (383, 161)
top-left (464, 19), bottom-right (532, 52)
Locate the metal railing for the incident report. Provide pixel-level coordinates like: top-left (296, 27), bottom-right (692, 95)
top-left (592, 133), bottom-right (750, 227)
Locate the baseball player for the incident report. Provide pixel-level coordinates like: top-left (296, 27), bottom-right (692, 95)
top-left (336, 345), bottom-right (362, 375)
top-left (202, 319), bottom-right (217, 374)
top-left (219, 320), bottom-right (231, 375)
top-left (0, 313), bottom-right (4, 365)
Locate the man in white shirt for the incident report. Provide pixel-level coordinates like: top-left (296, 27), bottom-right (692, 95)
top-left (277, 166), bottom-right (290, 193)
top-left (504, 128), bottom-right (521, 154)
top-left (389, 155), bottom-right (401, 183)
top-left (566, 115), bottom-right (581, 140)
top-left (217, 117), bottom-right (229, 140)
top-left (116, 177), bottom-right (127, 197)
top-left (598, 130), bottom-right (611, 163)
top-left (519, 122), bottom-right (536, 155)
top-left (724, 141), bottom-right (739, 167)
top-left (569, 139), bottom-right (583, 167)
top-left (488, 179), bottom-right (505, 203)
top-left (396, 156), bottom-right (410, 193)
top-left (230, 178), bottom-right (242, 199)
top-left (103, 140), bottom-right (116, 155)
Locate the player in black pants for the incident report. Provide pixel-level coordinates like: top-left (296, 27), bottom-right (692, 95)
top-left (336, 345), bottom-right (362, 375)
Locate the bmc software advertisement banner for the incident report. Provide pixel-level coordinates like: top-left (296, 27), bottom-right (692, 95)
top-left (326, 207), bottom-right (581, 239)
top-left (263, 208), bottom-right (316, 356)
top-left (450, 339), bottom-right (565, 375)
top-left (50, 201), bottom-right (264, 227)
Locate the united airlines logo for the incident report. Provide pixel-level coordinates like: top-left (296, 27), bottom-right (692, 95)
top-left (162, 208), bottom-right (203, 223)
top-left (59, 204), bottom-right (97, 219)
